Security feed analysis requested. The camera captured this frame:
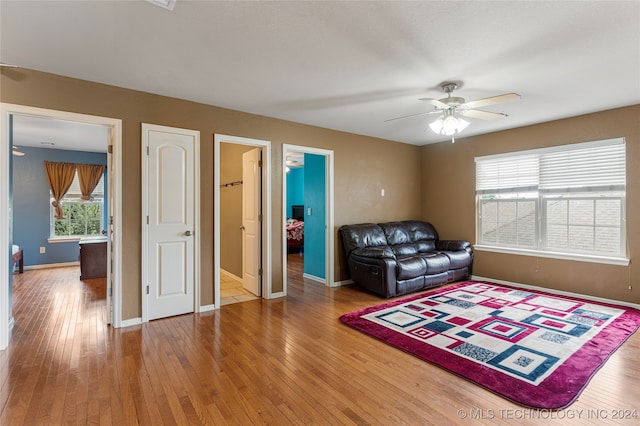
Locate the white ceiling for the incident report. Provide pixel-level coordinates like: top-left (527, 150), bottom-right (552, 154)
top-left (11, 114), bottom-right (109, 153)
top-left (2, 1), bottom-right (639, 147)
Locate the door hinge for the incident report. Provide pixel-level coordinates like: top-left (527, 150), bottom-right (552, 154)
top-left (258, 214), bottom-right (263, 222)
top-left (108, 287), bottom-right (112, 297)
top-left (258, 268), bottom-right (263, 276)
top-left (108, 144), bottom-right (113, 154)
top-left (258, 160), bottom-right (262, 168)
top-left (109, 215), bottom-right (113, 225)
top-left (146, 285), bottom-right (150, 295)
top-left (146, 216), bottom-right (149, 225)
top-left (146, 146), bottom-right (150, 155)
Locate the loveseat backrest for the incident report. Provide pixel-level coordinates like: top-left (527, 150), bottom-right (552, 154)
top-left (378, 221), bottom-right (439, 245)
top-left (402, 220), bottom-right (439, 242)
top-left (339, 223), bottom-right (388, 257)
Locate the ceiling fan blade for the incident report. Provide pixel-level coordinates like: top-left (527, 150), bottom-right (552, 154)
top-left (418, 98), bottom-right (449, 109)
top-left (460, 109), bottom-right (509, 120)
top-left (384, 110), bottom-right (441, 123)
top-left (461, 93), bottom-right (520, 110)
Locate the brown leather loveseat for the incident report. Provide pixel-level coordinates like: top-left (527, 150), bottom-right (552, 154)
top-left (339, 220), bottom-right (473, 298)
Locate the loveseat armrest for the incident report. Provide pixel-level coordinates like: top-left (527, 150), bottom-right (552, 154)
top-left (436, 240), bottom-right (472, 252)
top-left (351, 246), bottom-right (395, 259)
top-left (348, 254), bottom-right (398, 298)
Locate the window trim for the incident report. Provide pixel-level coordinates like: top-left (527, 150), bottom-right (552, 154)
top-left (49, 170), bottom-right (105, 239)
top-left (49, 198), bottom-right (105, 239)
top-left (475, 138), bottom-right (627, 265)
top-left (474, 244), bottom-right (629, 266)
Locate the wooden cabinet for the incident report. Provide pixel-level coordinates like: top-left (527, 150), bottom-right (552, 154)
top-left (79, 238), bottom-right (107, 279)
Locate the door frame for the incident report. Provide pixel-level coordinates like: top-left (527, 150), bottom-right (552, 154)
top-left (141, 123), bottom-right (201, 322)
top-left (0, 103), bottom-right (123, 350)
top-left (282, 144), bottom-right (334, 292)
top-left (214, 134), bottom-right (272, 308)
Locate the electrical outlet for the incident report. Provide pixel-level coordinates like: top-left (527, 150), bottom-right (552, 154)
top-left (39, 246), bottom-right (46, 254)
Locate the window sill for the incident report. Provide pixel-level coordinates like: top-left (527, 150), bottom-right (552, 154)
top-left (48, 237), bottom-right (81, 243)
top-left (473, 245), bottom-right (629, 266)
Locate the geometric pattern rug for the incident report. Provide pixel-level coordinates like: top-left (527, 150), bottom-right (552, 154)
top-left (339, 281), bottom-right (640, 409)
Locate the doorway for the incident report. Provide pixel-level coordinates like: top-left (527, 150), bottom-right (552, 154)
top-left (282, 144), bottom-right (334, 294)
top-left (214, 135), bottom-right (272, 308)
top-left (0, 103), bottom-right (123, 350)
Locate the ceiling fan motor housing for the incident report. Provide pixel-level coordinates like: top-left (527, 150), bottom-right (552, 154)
top-left (442, 96), bottom-right (465, 107)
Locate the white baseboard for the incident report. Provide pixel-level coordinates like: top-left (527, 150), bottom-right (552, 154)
top-left (331, 279), bottom-right (353, 287)
top-left (472, 275), bottom-right (640, 310)
top-left (303, 273), bottom-right (326, 284)
top-left (119, 317), bottom-right (143, 328)
top-left (24, 261), bottom-right (80, 270)
top-left (220, 269), bottom-right (243, 283)
top-left (269, 291), bottom-right (285, 299)
top-left (199, 304), bottom-right (216, 313)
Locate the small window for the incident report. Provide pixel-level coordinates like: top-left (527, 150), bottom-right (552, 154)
top-left (475, 138), bottom-right (626, 262)
top-left (50, 172), bottom-right (104, 238)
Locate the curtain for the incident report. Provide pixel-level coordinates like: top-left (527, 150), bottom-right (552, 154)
top-left (43, 161), bottom-right (76, 219)
top-left (77, 163), bottom-right (106, 201)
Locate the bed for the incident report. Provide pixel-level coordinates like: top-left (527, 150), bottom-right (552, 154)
top-left (287, 205), bottom-right (304, 253)
top-left (12, 244), bottom-right (23, 274)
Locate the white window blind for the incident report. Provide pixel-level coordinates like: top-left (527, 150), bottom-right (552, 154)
top-left (539, 142), bottom-right (626, 193)
top-left (475, 138), bottom-right (626, 260)
top-left (476, 154), bottom-right (538, 194)
top-left (65, 171), bottom-right (105, 198)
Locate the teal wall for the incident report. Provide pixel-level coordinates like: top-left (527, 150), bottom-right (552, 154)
top-left (286, 167), bottom-right (304, 218)
top-left (12, 147), bottom-right (107, 267)
top-left (303, 154), bottom-right (326, 279)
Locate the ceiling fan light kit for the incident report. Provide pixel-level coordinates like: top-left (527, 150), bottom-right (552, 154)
top-left (429, 110), bottom-right (470, 136)
top-left (386, 81), bottom-right (520, 143)
top-left (12, 145), bottom-right (25, 156)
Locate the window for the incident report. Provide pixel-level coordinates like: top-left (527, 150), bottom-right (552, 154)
top-left (50, 171), bottom-right (104, 239)
top-left (475, 138), bottom-right (626, 263)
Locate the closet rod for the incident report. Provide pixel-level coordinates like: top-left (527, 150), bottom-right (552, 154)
top-left (220, 180), bottom-right (243, 188)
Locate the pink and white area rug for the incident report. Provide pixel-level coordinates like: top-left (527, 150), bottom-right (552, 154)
top-left (339, 281), bottom-right (640, 409)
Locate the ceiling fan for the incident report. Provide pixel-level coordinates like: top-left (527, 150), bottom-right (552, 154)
top-left (386, 81), bottom-right (521, 142)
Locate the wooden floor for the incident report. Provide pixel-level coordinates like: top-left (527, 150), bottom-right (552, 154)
top-left (1, 261), bottom-right (639, 425)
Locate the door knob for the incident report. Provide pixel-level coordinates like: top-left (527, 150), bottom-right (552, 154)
top-left (240, 226), bottom-right (245, 231)
top-left (184, 230), bottom-right (193, 236)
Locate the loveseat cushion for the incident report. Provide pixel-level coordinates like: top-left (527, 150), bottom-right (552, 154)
top-left (421, 253), bottom-right (451, 274)
top-left (415, 241), bottom-right (437, 252)
top-left (390, 243), bottom-right (418, 256)
top-left (379, 222), bottom-right (412, 245)
top-left (402, 220), bottom-right (439, 242)
top-left (439, 250), bottom-right (471, 269)
top-left (352, 246), bottom-right (395, 259)
top-left (340, 223), bottom-right (388, 257)
top-left (396, 252), bottom-right (450, 280)
top-left (396, 256), bottom-right (427, 280)
top-left (437, 240), bottom-right (472, 252)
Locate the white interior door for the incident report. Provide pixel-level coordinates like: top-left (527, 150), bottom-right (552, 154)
top-left (242, 148), bottom-right (261, 296)
top-left (144, 125), bottom-right (197, 320)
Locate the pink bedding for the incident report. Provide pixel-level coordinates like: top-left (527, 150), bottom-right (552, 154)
top-left (286, 219), bottom-right (304, 247)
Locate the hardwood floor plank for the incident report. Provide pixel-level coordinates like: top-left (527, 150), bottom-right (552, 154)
top-left (2, 264), bottom-right (639, 425)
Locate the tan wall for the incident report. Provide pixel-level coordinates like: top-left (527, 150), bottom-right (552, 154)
top-left (420, 105), bottom-right (640, 304)
top-left (219, 143), bottom-right (254, 277)
top-left (1, 69), bottom-right (422, 319)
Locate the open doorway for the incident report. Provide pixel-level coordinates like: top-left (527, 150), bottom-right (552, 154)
top-left (282, 144), bottom-right (334, 294)
top-left (1, 104), bottom-right (123, 350)
top-left (214, 134), bottom-right (272, 308)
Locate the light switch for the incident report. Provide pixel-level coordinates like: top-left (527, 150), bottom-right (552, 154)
top-left (307, 207), bottom-right (312, 216)
top-left (381, 189), bottom-right (385, 197)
